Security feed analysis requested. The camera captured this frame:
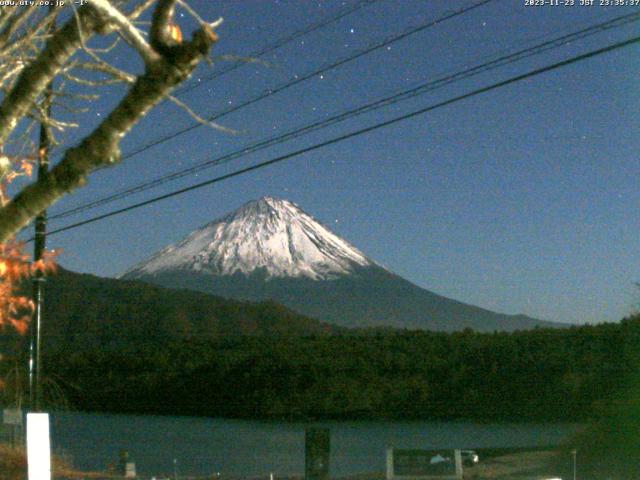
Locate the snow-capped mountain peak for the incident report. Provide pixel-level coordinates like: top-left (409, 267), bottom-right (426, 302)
top-left (122, 197), bottom-right (373, 280)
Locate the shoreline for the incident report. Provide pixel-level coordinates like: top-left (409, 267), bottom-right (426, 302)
top-left (51, 450), bottom-right (564, 480)
top-left (47, 407), bottom-right (589, 427)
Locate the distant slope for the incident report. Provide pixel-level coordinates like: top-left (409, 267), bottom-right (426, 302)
top-left (123, 197), bottom-right (558, 332)
top-left (38, 267), bottom-right (336, 351)
top-left (141, 265), bottom-right (557, 332)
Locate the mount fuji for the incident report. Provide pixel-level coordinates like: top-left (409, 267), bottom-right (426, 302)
top-left (122, 197), bottom-right (556, 332)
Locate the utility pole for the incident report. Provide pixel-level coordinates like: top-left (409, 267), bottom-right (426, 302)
top-left (29, 5), bottom-right (55, 412)
top-left (25, 10), bottom-right (57, 480)
top-left (29, 96), bottom-right (51, 411)
top-left (29, 122), bottom-right (50, 411)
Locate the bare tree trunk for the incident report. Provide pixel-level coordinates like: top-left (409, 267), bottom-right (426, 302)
top-left (0, 0), bottom-right (219, 243)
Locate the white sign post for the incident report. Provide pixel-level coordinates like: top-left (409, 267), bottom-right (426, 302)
top-left (26, 413), bottom-right (51, 480)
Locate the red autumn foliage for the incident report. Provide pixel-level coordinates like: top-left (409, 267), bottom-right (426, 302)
top-left (0, 154), bottom-right (57, 335)
top-left (0, 242), bottom-right (58, 334)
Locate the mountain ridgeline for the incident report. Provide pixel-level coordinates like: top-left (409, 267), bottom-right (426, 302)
top-left (122, 197), bottom-right (557, 332)
top-left (8, 264), bottom-right (635, 427)
top-left (35, 267), bottom-right (336, 352)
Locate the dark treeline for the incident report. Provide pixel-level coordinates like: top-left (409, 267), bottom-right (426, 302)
top-left (40, 315), bottom-right (640, 422)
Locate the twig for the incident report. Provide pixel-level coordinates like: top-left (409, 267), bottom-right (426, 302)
top-left (168, 95), bottom-right (237, 135)
top-left (89, 0), bottom-right (159, 65)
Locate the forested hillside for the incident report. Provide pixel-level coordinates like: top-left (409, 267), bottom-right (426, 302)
top-left (42, 316), bottom-right (640, 422)
top-left (40, 268), bottom-right (337, 351)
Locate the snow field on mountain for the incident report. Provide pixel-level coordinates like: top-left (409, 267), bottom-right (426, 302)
top-left (123, 197), bottom-right (372, 280)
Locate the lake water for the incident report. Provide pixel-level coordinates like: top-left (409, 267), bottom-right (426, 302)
top-left (49, 412), bottom-right (581, 477)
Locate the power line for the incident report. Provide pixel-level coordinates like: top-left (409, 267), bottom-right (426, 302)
top-left (114, 0), bottom-right (495, 162)
top-left (49, 10), bottom-right (640, 221)
top-left (49, 0), bottom-right (379, 165)
top-left (49, 0), bottom-right (494, 220)
top-left (37, 34), bottom-right (640, 241)
top-left (173, 0), bottom-right (381, 97)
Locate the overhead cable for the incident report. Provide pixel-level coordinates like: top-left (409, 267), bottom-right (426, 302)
top-left (37, 34), bottom-right (640, 240)
top-left (49, 10), bottom-right (640, 221)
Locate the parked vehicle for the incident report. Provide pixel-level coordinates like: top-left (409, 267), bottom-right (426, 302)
top-left (460, 450), bottom-right (479, 466)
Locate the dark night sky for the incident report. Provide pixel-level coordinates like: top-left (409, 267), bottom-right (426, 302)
top-left (17, 0), bottom-right (640, 325)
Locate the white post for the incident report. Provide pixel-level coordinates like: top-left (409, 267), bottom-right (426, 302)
top-left (454, 450), bottom-right (463, 480)
top-left (386, 448), bottom-right (394, 480)
top-left (26, 413), bottom-right (51, 480)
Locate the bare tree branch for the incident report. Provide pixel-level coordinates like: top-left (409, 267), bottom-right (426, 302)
top-left (150, 0), bottom-right (178, 49)
top-left (127, 0), bottom-right (158, 20)
top-left (72, 61), bottom-right (136, 84)
top-left (0, 6), bottom-right (38, 46)
top-left (0, 2), bottom-right (219, 242)
top-left (0, 6), bottom-right (102, 145)
top-left (90, 0), bottom-right (159, 65)
top-left (167, 94), bottom-right (236, 134)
